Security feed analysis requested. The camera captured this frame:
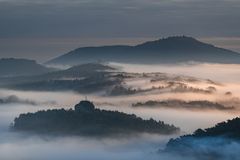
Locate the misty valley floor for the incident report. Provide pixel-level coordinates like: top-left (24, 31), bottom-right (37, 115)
top-left (0, 63), bottom-right (240, 160)
top-left (1, 0), bottom-right (240, 158)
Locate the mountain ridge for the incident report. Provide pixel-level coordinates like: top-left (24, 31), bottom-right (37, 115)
top-left (47, 36), bottom-right (240, 65)
top-left (0, 58), bottom-right (55, 77)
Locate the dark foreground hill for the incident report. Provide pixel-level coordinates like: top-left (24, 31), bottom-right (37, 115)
top-left (47, 36), bottom-right (240, 66)
top-left (0, 58), bottom-right (54, 77)
top-left (12, 101), bottom-right (179, 136)
top-left (165, 117), bottom-right (240, 159)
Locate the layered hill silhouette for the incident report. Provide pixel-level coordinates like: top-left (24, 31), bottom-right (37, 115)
top-left (47, 36), bottom-right (240, 65)
top-left (0, 58), bottom-right (55, 77)
top-left (0, 62), bottom-right (222, 96)
top-left (132, 100), bottom-right (234, 111)
top-left (12, 101), bottom-right (179, 136)
top-left (0, 63), bottom-right (119, 93)
top-left (165, 117), bottom-right (240, 159)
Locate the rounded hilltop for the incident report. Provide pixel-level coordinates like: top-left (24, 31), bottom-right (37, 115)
top-left (74, 100), bottom-right (95, 112)
top-left (12, 100), bottom-right (180, 136)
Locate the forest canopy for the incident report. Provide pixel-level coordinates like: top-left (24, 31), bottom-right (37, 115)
top-left (12, 101), bottom-right (180, 136)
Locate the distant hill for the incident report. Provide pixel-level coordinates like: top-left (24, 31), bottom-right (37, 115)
top-left (132, 100), bottom-right (234, 111)
top-left (0, 95), bottom-right (36, 105)
top-left (12, 100), bottom-right (179, 136)
top-left (0, 63), bottom-right (221, 95)
top-left (0, 58), bottom-right (54, 77)
top-left (44, 63), bottom-right (115, 79)
top-left (46, 36), bottom-right (240, 66)
top-left (0, 63), bottom-right (120, 93)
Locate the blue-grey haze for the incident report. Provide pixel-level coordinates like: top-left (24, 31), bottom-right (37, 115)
top-left (0, 0), bottom-right (240, 61)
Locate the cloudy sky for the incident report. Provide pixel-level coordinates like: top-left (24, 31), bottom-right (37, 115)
top-left (0, 0), bottom-right (240, 62)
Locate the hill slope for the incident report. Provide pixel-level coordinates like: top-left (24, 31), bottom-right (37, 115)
top-left (46, 36), bottom-right (240, 65)
top-left (12, 100), bottom-right (179, 136)
top-left (0, 63), bottom-right (120, 93)
top-left (165, 117), bottom-right (240, 159)
top-left (0, 58), bottom-right (54, 77)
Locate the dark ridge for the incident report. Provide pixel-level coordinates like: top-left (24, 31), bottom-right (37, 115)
top-left (132, 100), bottom-right (234, 111)
top-left (0, 63), bottom-right (121, 93)
top-left (0, 95), bottom-right (36, 105)
top-left (65, 63), bottom-right (115, 72)
top-left (46, 36), bottom-right (240, 66)
top-left (12, 101), bottom-right (180, 137)
top-left (165, 117), bottom-right (240, 158)
top-left (0, 58), bottom-right (54, 77)
top-left (135, 36), bottom-right (214, 50)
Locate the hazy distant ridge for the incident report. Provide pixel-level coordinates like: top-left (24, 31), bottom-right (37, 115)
top-left (0, 58), bottom-right (54, 77)
top-left (47, 36), bottom-right (240, 65)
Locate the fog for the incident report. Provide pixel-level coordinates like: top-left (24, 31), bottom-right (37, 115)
top-left (0, 129), bottom-right (168, 160)
top-left (1, 62), bottom-right (240, 159)
top-left (111, 62), bottom-right (240, 83)
top-left (164, 136), bottom-right (240, 160)
top-left (0, 102), bottom-right (178, 160)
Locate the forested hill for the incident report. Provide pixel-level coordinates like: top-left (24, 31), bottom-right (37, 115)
top-left (165, 117), bottom-right (240, 158)
top-left (12, 101), bottom-right (179, 136)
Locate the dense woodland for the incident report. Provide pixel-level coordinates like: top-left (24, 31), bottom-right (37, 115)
top-left (12, 101), bottom-right (179, 136)
top-left (165, 117), bottom-right (240, 156)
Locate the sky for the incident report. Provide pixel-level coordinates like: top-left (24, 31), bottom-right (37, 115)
top-left (0, 0), bottom-right (240, 62)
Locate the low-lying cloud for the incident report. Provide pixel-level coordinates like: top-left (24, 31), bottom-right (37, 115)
top-left (0, 62), bottom-right (240, 159)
